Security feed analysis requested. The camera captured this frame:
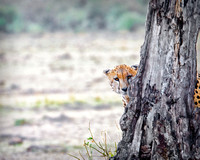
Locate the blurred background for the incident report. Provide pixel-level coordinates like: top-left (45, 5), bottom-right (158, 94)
top-left (0, 0), bottom-right (199, 159)
top-left (0, 0), bottom-right (147, 33)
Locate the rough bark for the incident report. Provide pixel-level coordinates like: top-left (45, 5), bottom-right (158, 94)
top-left (111, 0), bottom-right (200, 160)
top-left (197, 34), bottom-right (200, 72)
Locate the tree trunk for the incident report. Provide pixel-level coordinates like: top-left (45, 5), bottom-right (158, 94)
top-left (197, 34), bottom-right (200, 72)
top-left (111, 0), bottom-right (200, 160)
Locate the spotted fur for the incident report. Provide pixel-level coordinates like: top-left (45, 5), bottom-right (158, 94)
top-left (104, 64), bottom-right (137, 106)
top-left (194, 74), bottom-right (200, 108)
top-left (104, 64), bottom-right (200, 108)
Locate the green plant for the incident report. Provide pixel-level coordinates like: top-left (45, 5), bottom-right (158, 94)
top-left (0, 5), bottom-right (24, 32)
top-left (106, 5), bottom-right (126, 30)
top-left (58, 8), bottom-right (89, 31)
top-left (26, 22), bottom-right (43, 33)
top-left (14, 119), bottom-right (30, 126)
top-left (68, 123), bottom-right (117, 160)
top-left (116, 12), bottom-right (145, 31)
top-left (33, 98), bottom-right (69, 108)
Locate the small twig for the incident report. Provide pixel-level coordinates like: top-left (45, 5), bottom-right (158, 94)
top-left (98, 142), bottom-right (104, 150)
top-left (89, 123), bottom-right (105, 151)
top-left (79, 151), bottom-right (86, 160)
top-left (115, 142), bottom-right (117, 152)
top-left (104, 132), bottom-right (108, 156)
top-left (84, 140), bottom-right (91, 158)
top-left (67, 153), bottom-right (81, 160)
top-left (90, 145), bottom-right (106, 156)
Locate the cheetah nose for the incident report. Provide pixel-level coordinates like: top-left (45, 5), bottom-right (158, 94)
top-left (122, 87), bottom-right (127, 92)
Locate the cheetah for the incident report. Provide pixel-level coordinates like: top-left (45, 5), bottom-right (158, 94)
top-left (104, 64), bottom-right (200, 108)
top-left (103, 64), bottom-right (137, 106)
top-left (194, 74), bottom-right (200, 107)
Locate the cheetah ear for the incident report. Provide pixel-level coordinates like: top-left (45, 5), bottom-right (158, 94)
top-left (131, 65), bottom-right (138, 70)
top-left (103, 69), bottom-right (110, 75)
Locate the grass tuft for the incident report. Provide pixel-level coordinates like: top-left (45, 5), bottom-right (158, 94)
top-left (68, 123), bottom-right (117, 160)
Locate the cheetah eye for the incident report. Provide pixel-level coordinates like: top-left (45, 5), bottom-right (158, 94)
top-left (114, 77), bottom-right (119, 81)
top-left (127, 75), bottom-right (132, 80)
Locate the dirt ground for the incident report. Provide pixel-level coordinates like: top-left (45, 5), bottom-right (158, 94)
top-left (0, 30), bottom-right (144, 159)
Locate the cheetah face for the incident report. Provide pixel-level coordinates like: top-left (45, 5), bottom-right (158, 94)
top-left (104, 64), bottom-right (137, 95)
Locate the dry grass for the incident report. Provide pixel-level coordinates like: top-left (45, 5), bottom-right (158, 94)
top-left (0, 30), bottom-right (144, 159)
